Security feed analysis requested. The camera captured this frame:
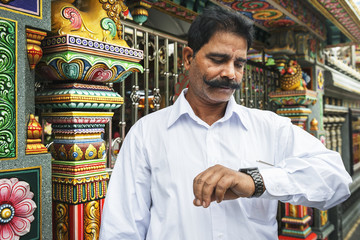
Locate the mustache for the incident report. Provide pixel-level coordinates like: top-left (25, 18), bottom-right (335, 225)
top-left (203, 76), bottom-right (241, 90)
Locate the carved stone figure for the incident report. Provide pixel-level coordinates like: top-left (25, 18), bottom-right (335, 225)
top-left (51, 0), bottom-right (131, 47)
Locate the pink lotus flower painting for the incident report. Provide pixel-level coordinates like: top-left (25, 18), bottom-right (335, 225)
top-left (0, 178), bottom-right (37, 240)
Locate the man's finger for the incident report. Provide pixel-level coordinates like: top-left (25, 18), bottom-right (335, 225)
top-left (193, 165), bottom-right (231, 207)
top-left (201, 172), bottom-right (223, 208)
top-left (215, 176), bottom-right (233, 203)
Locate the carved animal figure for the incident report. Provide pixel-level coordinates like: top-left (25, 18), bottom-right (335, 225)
top-left (278, 60), bottom-right (306, 91)
top-left (51, 0), bottom-right (131, 47)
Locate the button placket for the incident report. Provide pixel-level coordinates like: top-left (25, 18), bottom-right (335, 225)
top-left (206, 128), bottom-right (217, 167)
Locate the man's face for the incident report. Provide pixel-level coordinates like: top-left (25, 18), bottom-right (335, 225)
top-left (184, 31), bottom-right (247, 105)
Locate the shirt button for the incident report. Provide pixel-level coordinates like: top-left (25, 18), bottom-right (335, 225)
top-left (218, 233), bottom-right (223, 239)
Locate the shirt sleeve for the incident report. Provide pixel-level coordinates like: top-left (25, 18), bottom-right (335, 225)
top-left (260, 116), bottom-right (352, 210)
top-left (100, 120), bottom-right (151, 240)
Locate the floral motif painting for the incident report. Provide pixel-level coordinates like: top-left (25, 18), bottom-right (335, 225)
top-left (0, 178), bottom-right (36, 240)
top-left (0, 168), bottom-right (41, 239)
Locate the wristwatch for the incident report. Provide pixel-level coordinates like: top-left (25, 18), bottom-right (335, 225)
top-left (239, 167), bottom-right (265, 198)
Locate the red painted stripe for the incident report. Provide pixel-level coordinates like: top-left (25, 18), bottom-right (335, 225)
top-left (69, 204), bottom-right (76, 240)
top-left (69, 204), bottom-right (84, 240)
top-left (285, 203), bottom-right (289, 216)
top-left (299, 205), bottom-right (304, 218)
top-left (79, 204), bottom-right (84, 239)
top-left (99, 198), bottom-right (105, 223)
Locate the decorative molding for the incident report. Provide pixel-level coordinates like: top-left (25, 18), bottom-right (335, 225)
top-left (212, 0), bottom-right (326, 40)
top-left (50, 142), bottom-right (106, 162)
top-left (41, 35), bottom-right (143, 62)
top-left (152, 0), bottom-right (198, 23)
top-left (52, 158), bottom-right (107, 177)
top-left (35, 83), bottom-right (124, 109)
top-left (269, 0), bottom-right (326, 39)
top-left (309, 0), bottom-right (360, 43)
top-left (269, 90), bottom-right (318, 105)
top-left (52, 174), bottom-right (109, 204)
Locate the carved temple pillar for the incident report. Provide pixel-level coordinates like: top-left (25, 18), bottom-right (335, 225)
top-left (34, 1), bottom-right (144, 239)
top-left (266, 24), bottom-right (336, 239)
top-left (269, 60), bottom-right (318, 240)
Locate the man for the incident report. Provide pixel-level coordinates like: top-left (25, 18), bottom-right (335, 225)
top-left (100, 6), bottom-right (352, 239)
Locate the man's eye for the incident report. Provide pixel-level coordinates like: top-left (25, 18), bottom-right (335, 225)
top-left (210, 58), bottom-right (224, 64)
top-left (235, 63), bottom-right (245, 68)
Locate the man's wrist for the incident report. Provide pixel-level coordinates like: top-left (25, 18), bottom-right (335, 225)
top-left (239, 167), bottom-right (265, 198)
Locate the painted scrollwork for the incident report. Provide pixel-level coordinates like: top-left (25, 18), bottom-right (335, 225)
top-left (0, 19), bottom-right (16, 159)
top-left (55, 203), bottom-right (69, 240)
top-left (84, 201), bottom-right (100, 240)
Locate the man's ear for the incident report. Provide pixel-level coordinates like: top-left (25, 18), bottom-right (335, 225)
top-left (183, 47), bottom-right (194, 70)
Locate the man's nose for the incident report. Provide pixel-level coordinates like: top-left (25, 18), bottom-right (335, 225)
top-left (220, 62), bottom-right (236, 80)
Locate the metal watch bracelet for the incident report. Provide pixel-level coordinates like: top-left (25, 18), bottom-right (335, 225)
top-left (239, 167), bottom-right (265, 198)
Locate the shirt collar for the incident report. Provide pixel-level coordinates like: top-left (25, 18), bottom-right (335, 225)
top-left (167, 88), bottom-right (249, 130)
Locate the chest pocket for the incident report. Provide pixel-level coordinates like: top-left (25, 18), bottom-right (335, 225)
top-left (241, 198), bottom-right (277, 224)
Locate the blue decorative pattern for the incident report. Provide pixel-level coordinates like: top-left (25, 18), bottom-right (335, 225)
top-left (42, 35), bottom-right (143, 60)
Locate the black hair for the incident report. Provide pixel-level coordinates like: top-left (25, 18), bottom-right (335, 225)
top-left (187, 5), bottom-right (254, 54)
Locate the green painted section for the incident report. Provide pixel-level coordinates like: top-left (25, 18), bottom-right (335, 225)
top-left (0, 19), bottom-right (16, 159)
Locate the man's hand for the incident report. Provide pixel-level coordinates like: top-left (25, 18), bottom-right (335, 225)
top-left (193, 164), bottom-right (255, 208)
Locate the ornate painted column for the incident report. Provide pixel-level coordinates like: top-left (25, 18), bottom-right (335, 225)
top-left (269, 60), bottom-right (317, 240)
top-left (34, 1), bottom-right (144, 239)
top-left (35, 41), bottom-right (142, 240)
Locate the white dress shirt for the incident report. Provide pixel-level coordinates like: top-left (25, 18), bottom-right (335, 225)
top-left (100, 89), bottom-right (352, 240)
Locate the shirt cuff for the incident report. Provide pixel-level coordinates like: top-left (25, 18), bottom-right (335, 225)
top-left (259, 167), bottom-right (294, 197)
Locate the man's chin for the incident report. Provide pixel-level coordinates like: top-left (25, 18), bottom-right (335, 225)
top-left (208, 91), bottom-right (233, 103)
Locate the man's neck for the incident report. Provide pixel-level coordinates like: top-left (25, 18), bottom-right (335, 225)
top-left (185, 92), bottom-right (228, 126)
